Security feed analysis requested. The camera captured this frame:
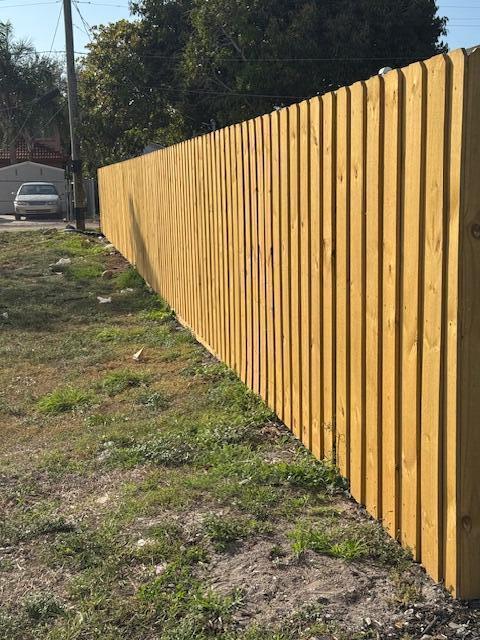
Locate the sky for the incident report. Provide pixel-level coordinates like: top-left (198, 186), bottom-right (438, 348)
top-left (1, 0), bottom-right (479, 62)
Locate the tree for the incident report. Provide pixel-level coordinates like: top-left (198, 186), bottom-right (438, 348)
top-left (79, 9), bottom-right (192, 172)
top-left (0, 21), bottom-right (65, 163)
top-left (180, 0), bottom-right (447, 128)
top-left (79, 0), bottom-right (447, 169)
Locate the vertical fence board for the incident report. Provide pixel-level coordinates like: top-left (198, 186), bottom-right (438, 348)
top-left (271, 111), bottom-right (284, 420)
top-left (322, 92), bottom-right (336, 460)
top-left (242, 122), bottom-right (253, 389)
top-left (280, 108), bottom-right (292, 428)
top-left (335, 87), bottom-right (351, 477)
top-left (458, 46), bottom-right (480, 601)
top-left (349, 81), bottom-right (367, 505)
top-left (421, 55), bottom-right (447, 582)
top-left (225, 128), bottom-right (235, 368)
top-left (400, 61), bottom-right (426, 557)
top-left (236, 125), bottom-right (247, 381)
top-left (443, 49), bottom-right (465, 596)
top-left (249, 120), bottom-right (260, 395)
top-left (263, 114), bottom-right (276, 408)
top-left (365, 76), bottom-right (383, 518)
top-left (300, 100), bottom-right (311, 448)
top-left (289, 104), bottom-right (302, 440)
top-left (310, 97), bottom-right (322, 460)
top-left (382, 70), bottom-right (402, 539)
top-left (256, 117), bottom-right (268, 400)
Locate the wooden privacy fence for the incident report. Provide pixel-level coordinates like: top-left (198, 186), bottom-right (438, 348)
top-left (99, 48), bottom-right (480, 598)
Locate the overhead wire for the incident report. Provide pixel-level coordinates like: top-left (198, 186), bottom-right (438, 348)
top-left (48, 3), bottom-right (63, 56)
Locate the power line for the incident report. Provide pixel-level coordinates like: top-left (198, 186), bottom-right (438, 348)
top-left (37, 50), bottom-right (450, 62)
top-left (73, 0), bottom-right (92, 37)
top-left (1, 1), bottom-right (59, 6)
top-left (48, 4), bottom-right (63, 56)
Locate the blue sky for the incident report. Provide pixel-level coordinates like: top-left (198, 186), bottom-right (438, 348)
top-left (1, 0), bottom-right (478, 61)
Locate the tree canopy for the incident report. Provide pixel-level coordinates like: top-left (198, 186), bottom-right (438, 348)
top-left (0, 21), bottom-right (65, 163)
top-left (79, 0), bottom-right (447, 171)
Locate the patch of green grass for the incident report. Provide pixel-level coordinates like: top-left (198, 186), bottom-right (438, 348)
top-left (23, 593), bottom-right (65, 623)
top-left (65, 261), bottom-right (104, 281)
top-left (37, 387), bottom-right (93, 414)
top-left (115, 265), bottom-right (146, 290)
top-left (136, 390), bottom-right (170, 411)
top-left (202, 514), bottom-right (271, 551)
top-left (140, 308), bottom-right (174, 322)
top-left (289, 523), bottom-right (368, 561)
top-left (49, 524), bottom-right (118, 571)
top-left (182, 361), bottom-right (234, 382)
top-left (38, 451), bottom-right (85, 477)
top-left (137, 550), bottom-right (241, 638)
top-left (0, 507), bottom-right (74, 546)
top-left (99, 369), bottom-right (151, 396)
top-left (46, 234), bottom-right (104, 257)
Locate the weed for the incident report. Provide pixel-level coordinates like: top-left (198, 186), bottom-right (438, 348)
top-left (269, 544), bottom-right (287, 560)
top-left (115, 266), bottom-right (146, 290)
top-left (99, 369), bottom-right (151, 396)
top-left (50, 526), bottom-right (118, 571)
top-left (390, 566), bottom-right (423, 605)
top-left (140, 308), bottom-right (174, 322)
top-left (136, 390), bottom-right (170, 411)
top-left (37, 387), bottom-right (92, 414)
top-left (23, 593), bottom-right (65, 623)
top-left (274, 457), bottom-right (345, 491)
top-left (329, 539), bottom-right (368, 560)
top-left (0, 509), bottom-right (74, 546)
top-left (134, 432), bottom-right (196, 466)
top-left (137, 551), bottom-right (240, 637)
top-left (289, 524), bottom-right (367, 561)
top-left (38, 451), bottom-right (84, 477)
top-left (182, 361), bottom-right (234, 381)
top-left (203, 514), bottom-right (271, 551)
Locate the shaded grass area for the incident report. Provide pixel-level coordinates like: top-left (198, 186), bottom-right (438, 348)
top-left (0, 230), bottom-right (462, 640)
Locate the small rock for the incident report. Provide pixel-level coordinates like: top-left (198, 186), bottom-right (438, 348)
top-left (97, 296), bottom-right (112, 304)
top-left (50, 257), bottom-right (71, 267)
top-left (155, 563), bottom-right (167, 575)
top-left (1, 312), bottom-right (8, 319)
top-left (449, 623), bottom-right (462, 630)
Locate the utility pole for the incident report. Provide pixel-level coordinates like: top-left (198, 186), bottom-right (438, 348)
top-left (63, 0), bottom-right (86, 230)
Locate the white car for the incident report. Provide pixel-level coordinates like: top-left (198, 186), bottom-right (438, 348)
top-left (13, 182), bottom-right (62, 220)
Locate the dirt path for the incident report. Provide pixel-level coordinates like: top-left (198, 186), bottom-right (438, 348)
top-left (0, 214), bottom-right (98, 232)
top-left (0, 230), bottom-right (478, 640)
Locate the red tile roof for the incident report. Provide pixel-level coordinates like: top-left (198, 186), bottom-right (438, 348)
top-left (0, 139), bottom-right (68, 166)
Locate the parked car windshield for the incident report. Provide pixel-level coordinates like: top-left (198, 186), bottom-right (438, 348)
top-left (19, 184), bottom-right (58, 195)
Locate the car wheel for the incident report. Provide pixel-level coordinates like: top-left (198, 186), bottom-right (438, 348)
top-left (14, 213), bottom-right (21, 221)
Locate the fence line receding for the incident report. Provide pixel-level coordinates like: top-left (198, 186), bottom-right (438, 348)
top-left (99, 48), bottom-right (480, 599)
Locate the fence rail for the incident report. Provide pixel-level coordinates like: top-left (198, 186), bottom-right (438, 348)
top-left (99, 48), bottom-right (480, 598)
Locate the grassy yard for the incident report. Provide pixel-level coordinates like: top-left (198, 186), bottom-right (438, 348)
top-left (0, 230), bottom-right (478, 640)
